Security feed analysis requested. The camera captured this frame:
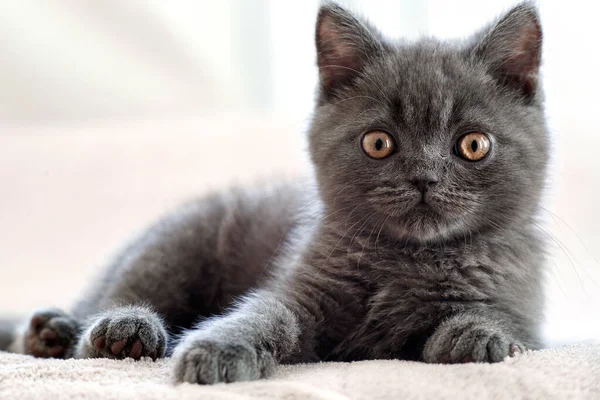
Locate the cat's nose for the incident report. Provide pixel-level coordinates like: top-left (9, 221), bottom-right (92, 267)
top-left (410, 178), bottom-right (438, 193)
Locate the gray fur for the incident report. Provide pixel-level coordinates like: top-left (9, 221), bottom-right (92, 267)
top-left (0, 1), bottom-right (549, 387)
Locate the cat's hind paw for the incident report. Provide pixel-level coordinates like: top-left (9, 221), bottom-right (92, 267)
top-left (25, 308), bottom-right (80, 358)
top-left (76, 306), bottom-right (167, 361)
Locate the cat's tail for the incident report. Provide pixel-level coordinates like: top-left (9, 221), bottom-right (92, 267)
top-left (0, 317), bottom-right (24, 353)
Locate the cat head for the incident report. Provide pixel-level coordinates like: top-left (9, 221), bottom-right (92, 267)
top-left (309, 2), bottom-right (549, 243)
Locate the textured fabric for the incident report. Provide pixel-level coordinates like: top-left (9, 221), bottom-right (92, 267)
top-left (1, 342), bottom-right (598, 399)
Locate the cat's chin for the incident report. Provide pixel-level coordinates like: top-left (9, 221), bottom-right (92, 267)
top-left (385, 207), bottom-right (455, 243)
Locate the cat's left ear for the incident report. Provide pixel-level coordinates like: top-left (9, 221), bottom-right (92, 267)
top-left (471, 3), bottom-right (542, 101)
top-left (316, 3), bottom-right (386, 101)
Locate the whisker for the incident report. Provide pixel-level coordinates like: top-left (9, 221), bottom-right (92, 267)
top-left (313, 208), bottom-right (367, 282)
top-left (357, 217), bottom-right (383, 270)
top-left (532, 221), bottom-right (591, 292)
top-left (540, 206), bottom-right (600, 274)
top-left (375, 215), bottom-right (391, 253)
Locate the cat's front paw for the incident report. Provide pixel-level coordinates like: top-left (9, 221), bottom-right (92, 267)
top-left (25, 308), bottom-right (80, 358)
top-left (173, 336), bottom-right (273, 384)
top-left (423, 314), bottom-right (524, 364)
top-left (76, 306), bottom-right (167, 360)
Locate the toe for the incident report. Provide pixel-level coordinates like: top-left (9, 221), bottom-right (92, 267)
top-left (509, 343), bottom-right (523, 356)
top-left (93, 336), bottom-right (106, 350)
top-left (47, 346), bottom-right (65, 358)
top-left (30, 316), bottom-right (44, 331)
top-left (486, 335), bottom-right (510, 362)
top-left (39, 328), bottom-right (57, 341)
top-left (449, 328), bottom-right (489, 363)
top-left (110, 339), bottom-right (127, 355)
top-left (461, 355), bottom-right (474, 363)
top-left (129, 339), bottom-right (143, 360)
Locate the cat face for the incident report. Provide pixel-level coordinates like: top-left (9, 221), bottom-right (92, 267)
top-left (309, 3), bottom-right (549, 243)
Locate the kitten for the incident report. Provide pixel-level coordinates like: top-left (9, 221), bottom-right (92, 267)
top-left (0, 1), bottom-right (548, 385)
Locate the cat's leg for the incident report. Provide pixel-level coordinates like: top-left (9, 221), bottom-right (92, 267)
top-left (172, 291), bottom-right (312, 384)
top-left (422, 310), bottom-right (529, 364)
top-left (2, 185), bottom-right (300, 361)
top-left (67, 185), bottom-right (302, 361)
top-left (74, 305), bottom-right (167, 360)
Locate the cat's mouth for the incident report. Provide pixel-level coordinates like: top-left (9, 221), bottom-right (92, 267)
top-left (414, 201), bottom-right (433, 210)
top-left (386, 191), bottom-right (482, 242)
top-left (417, 191), bottom-right (433, 206)
top-left (374, 193), bottom-right (453, 241)
top-left (412, 189), bottom-right (438, 210)
top-left (366, 186), bottom-right (460, 240)
top-left (367, 187), bottom-right (441, 217)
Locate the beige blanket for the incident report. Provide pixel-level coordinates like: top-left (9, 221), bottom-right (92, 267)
top-left (1, 342), bottom-right (599, 400)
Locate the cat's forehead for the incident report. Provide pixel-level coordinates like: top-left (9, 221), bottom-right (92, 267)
top-left (359, 42), bottom-right (493, 134)
top-left (384, 42), bottom-right (482, 101)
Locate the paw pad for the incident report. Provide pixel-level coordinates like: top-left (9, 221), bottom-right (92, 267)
top-left (84, 308), bottom-right (167, 361)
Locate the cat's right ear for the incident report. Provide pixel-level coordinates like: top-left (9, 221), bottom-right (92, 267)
top-left (470, 2), bottom-right (542, 102)
top-left (316, 3), bottom-right (385, 102)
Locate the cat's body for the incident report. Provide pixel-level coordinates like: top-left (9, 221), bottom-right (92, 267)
top-left (1, 1), bottom-right (549, 385)
top-left (73, 182), bottom-right (309, 329)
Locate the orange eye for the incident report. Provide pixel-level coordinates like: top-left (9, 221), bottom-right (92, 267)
top-left (455, 132), bottom-right (491, 161)
top-left (362, 130), bottom-right (395, 159)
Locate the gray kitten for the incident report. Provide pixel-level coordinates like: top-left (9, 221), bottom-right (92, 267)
top-left (0, 1), bottom-right (548, 385)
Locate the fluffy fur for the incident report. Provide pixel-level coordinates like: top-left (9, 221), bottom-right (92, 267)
top-left (0, 1), bottom-right (549, 386)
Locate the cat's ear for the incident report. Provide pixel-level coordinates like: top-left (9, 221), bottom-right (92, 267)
top-left (471, 3), bottom-right (542, 101)
top-left (316, 3), bottom-right (385, 101)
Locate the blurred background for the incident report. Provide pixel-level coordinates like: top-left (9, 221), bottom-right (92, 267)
top-left (0, 0), bottom-right (599, 347)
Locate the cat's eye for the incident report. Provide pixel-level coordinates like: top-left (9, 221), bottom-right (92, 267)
top-left (454, 132), bottom-right (491, 161)
top-left (362, 130), bottom-right (395, 159)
